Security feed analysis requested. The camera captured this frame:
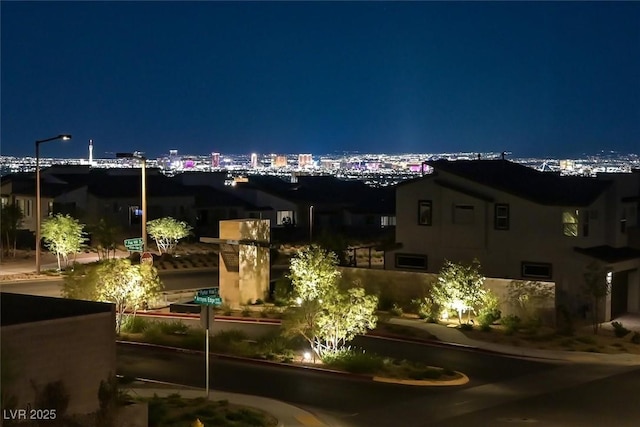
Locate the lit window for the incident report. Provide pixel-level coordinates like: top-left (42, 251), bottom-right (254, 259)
top-left (562, 210), bottom-right (579, 237)
top-left (494, 203), bottom-right (509, 230)
top-left (277, 210), bottom-right (294, 226)
top-left (381, 216), bottom-right (396, 227)
top-left (418, 200), bottom-right (432, 226)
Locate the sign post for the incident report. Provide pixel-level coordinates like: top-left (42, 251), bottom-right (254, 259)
top-left (194, 288), bottom-right (222, 397)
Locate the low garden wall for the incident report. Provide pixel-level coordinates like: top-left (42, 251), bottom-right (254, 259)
top-left (338, 267), bottom-right (556, 324)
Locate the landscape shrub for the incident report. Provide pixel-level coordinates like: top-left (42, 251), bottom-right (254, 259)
top-left (142, 323), bottom-right (164, 344)
top-left (390, 304), bottom-right (403, 317)
top-left (458, 323), bottom-right (474, 331)
top-left (183, 330), bottom-right (206, 350)
top-left (273, 277), bottom-right (292, 306)
top-left (411, 296), bottom-right (440, 323)
top-left (477, 291), bottom-right (501, 327)
top-left (158, 320), bottom-right (189, 335)
top-left (631, 332), bottom-right (640, 345)
top-left (611, 321), bottom-right (631, 338)
top-left (121, 315), bottom-right (149, 333)
top-left (241, 306), bottom-right (252, 317)
top-left (322, 348), bottom-right (385, 374)
top-left (501, 314), bottom-right (522, 335)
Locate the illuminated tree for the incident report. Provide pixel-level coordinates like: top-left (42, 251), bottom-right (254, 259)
top-left (96, 259), bottom-right (163, 333)
top-left (41, 214), bottom-right (87, 270)
top-left (433, 259), bottom-right (485, 324)
top-left (282, 245), bottom-right (378, 358)
top-left (146, 217), bottom-right (192, 254)
top-left (63, 258), bottom-right (163, 333)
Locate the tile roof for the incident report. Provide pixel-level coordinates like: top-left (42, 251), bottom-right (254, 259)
top-left (426, 159), bottom-right (612, 206)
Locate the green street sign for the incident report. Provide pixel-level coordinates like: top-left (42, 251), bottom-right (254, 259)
top-left (124, 238), bottom-right (143, 251)
top-left (195, 288), bottom-right (222, 306)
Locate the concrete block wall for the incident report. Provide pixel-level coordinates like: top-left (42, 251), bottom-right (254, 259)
top-left (0, 311), bottom-right (116, 416)
top-left (338, 266), bottom-right (555, 322)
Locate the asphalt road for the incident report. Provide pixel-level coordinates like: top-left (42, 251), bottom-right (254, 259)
top-left (117, 338), bottom-right (556, 427)
top-left (0, 268), bottom-right (287, 297)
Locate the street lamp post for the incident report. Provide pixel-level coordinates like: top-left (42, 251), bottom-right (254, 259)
top-left (116, 152), bottom-right (147, 251)
top-left (35, 134), bottom-right (72, 274)
top-left (309, 205), bottom-right (314, 243)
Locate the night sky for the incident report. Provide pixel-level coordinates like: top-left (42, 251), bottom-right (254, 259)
top-left (2, 2), bottom-right (639, 159)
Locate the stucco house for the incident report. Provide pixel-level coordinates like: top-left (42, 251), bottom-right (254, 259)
top-left (387, 159), bottom-right (640, 321)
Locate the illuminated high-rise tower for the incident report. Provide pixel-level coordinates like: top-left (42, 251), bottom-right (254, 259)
top-left (298, 153), bottom-right (312, 169)
top-left (89, 139), bottom-right (94, 166)
top-left (250, 152), bottom-right (258, 169)
top-left (212, 152), bottom-right (221, 168)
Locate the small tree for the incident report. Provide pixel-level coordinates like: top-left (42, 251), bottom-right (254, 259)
top-left (583, 261), bottom-right (610, 335)
top-left (41, 214), bottom-right (87, 270)
top-left (433, 259), bottom-right (485, 324)
top-left (507, 280), bottom-right (554, 329)
top-left (0, 203), bottom-right (24, 259)
top-left (63, 258), bottom-right (163, 333)
top-left (282, 245), bottom-right (378, 358)
top-left (91, 218), bottom-right (120, 260)
top-left (146, 217), bottom-right (192, 254)
top-left (96, 259), bottom-right (163, 333)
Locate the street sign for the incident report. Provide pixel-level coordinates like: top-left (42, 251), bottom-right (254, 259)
top-left (124, 238), bottom-right (144, 251)
top-left (140, 252), bottom-right (153, 265)
top-left (194, 288), bottom-right (222, 306)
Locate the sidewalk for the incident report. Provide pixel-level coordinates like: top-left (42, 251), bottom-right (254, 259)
top-left (127, 384), bottom-right (346, 427)
top-left (388, 317), bottom-right (640, 366)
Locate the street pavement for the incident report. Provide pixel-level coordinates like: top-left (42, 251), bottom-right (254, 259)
top-left (4, 252), bottom-right (640, 426)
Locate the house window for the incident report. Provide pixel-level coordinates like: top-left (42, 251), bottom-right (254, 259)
top-left (418, 200), bottom-right (432, 226)
top-left (395, 253), bottom-right (427, 270)
top-left (25, 200), bottom-right (32, 218)
top-left (494, 203), bottom-right (509, 230)
top-left (521, 262), bottom-right (552, 279)
top-left (277, 210), bottom-right (294, 226)
top-left (0, 197), bottom-right (8, 208)
top-left (381, 215), bottom-right (396, 227)
top-left (562, 210), bottom-right (579, 237)
top-left (453, 204), bottom-right (475, 224)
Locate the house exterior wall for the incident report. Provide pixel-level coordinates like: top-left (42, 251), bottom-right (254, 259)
top-left (388, 169), bottom-right (625, 316)
top-left (229, 187), bottom-right (299, 226)
top-left (0, 311), bottom-right (116, 415)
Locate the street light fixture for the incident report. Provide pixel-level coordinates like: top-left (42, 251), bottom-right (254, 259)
top-left (116, 152), bottom-right (147, 252)
top-left (35, 134), bottom-right (72, 274)
top-left (309, 205), bottom-right (314, 243)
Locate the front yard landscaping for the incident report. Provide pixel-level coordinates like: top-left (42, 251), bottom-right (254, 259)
top-left (455, 320), bottom-right (640, 355)
top-left (118, 317), bottom-right (465, 385)
top-left (145, 393), bottom-right (277, 427)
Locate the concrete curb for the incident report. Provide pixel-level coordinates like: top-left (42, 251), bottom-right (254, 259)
top-left (117, 340), bottom-right (469, 387)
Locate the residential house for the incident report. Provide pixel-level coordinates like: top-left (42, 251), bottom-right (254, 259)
top-left (387, 159), bottom-right (640, 320)
top-left (228, 174), bottom-right (396, 240)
